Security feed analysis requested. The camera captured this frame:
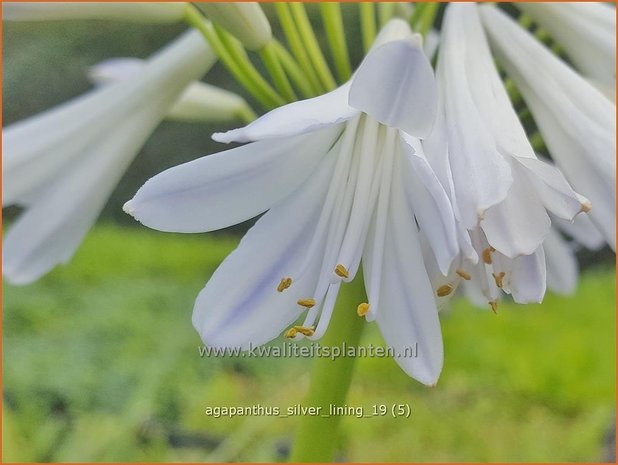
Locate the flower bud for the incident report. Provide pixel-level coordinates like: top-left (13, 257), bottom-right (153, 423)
top-left (194, 2), bottom-right (272, 50)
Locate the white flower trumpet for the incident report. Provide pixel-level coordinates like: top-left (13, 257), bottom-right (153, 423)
top-left (3, 30), bottom-right (216, 285)
top-left (126, 20), bottom-right (460, 385)
top-left (480, 5), bottom-right (616, 252)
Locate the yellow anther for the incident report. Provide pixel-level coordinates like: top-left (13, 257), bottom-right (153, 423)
top-left (489, 300), bottom-right (499, 314)
top-left (580, 201), bottom-right (592, 213)
top-left (297, 298), bottom-right (316, 309)
top-left (334, 264), bottom-right (349, 279)
top-left (284, 327), bottom-right (298, 338)
top-left (293, 325), bottom-right (315, 337)
top-left (277, 277), bottom-right (292, 292)
top-left (482, 247), bottom-right (495, 265)
top-left (357, 302), bottom-right (370, 317)
top-left (492, 271), bottom-right (506, 288)
top-left (456, 269), bottom-right (472, 280)
top-left (436, 284), bottom-right (454, 297)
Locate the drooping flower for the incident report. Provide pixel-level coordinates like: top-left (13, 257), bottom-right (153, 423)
top-left (3, 31), bottom-right (216, 285)
top-left (516, 2), bottom-right (616, 95)
top-left (88, 57), bottom-right (251, 123)
top-left (480, 5), bottom-right (616, 251)
top-left (423, 3), bottom-right (590, 309)
top-left (126, 19), bottom-right (461, 385)
top-left (2, 1), bottom-right (189, 23)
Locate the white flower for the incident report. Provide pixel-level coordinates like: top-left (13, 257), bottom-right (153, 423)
top-left (516, 2), bottom-right (616, 91)
top-left (126, 20), bottom-right (460, 385)
top-left (423, 3), bottom-right (590, 309)
top-left (2, 1), bottom-right (188, 23)
top-left (480, 5), bottom-right (616, 251)
top-left (3, 30), bottom-right (216, 285)
top-left (194, 2), bottom-right (271, 50)
top-left (88, 57), bottom-right (250, 123)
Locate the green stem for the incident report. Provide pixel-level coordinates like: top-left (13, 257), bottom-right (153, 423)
top-left (359, 2), bottom-right (377, 53)
top-left (236, 104), bottom-right (258, 124)
top-left (289, 289), bottom-right (366, 462)
top-left (417, 2), bottom-right (439, 37)
top-left (259, 41), bottom-right (297, 102)
top-left (378, 2), bottom-right (395, 27)
top-left (320, 2), bottom-right (352, 83)
top-left (289, 2), bottom-right (337, 91)
top-left (185, 6), bottom-right (275, 109)
top-left (276, 3), bottom-right (324, 94)
top-left (271, 41), bottom-right (317, 99)
top-left (214, 24), bottom-right (286, 109)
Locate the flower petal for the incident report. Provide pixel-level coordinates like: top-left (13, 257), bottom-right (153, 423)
top-left (514, 156), bottom-right (588, 220)
top-left (192, 152), bottom-right (337, 349)
top-left (553, 214), bottom-right (605, 251)
top-left (213, 83), bottom-right (357, 143)
top-left (399, 133), bottom-right (459, 274)
top-left (494, 247), bottom-right (546, 304)
top-left (349, 36), bottom-right (437, 138)
top-left (3, 104), bottom-right (158, 284)
top-left (544, 229), bottom-right (578, 295)
top-left (126, 126), bottom-right (342, 233)
top-left (482, 161), bottom-right (551, 258)
top-left (438, 3), bottom-right (514, 228)
top-left (364, 154), bottom-right (443, 385)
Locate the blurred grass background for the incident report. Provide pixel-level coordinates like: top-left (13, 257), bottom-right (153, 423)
top-left (3, 225), bottom-right (615, 462)
top-left (2, 4), bottom-right (616, 463)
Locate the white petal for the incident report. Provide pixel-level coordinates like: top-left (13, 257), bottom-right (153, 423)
top-left (3, 2), bottom-right (187, 22)
top-left (399, 133), bottom-right (459, 274)
top-left (213, 83), bottom-right (357, 143)
top-left (3, 102), bottom-right (160, 284)
top-left (349, 37), bottom-right (437, 138)
top-left (544, 229), bottom-right (578, 295)
top-left (482, 162), bottom-right (551, 258)
top-left (494, 247), bottom-right (546, 304)
top-left (364, 155), bottom-right (443, 385)
top-left (3, 30), bottom-right (215, 207)
top-left (514, 157), bottom-right (587, 220)
top-left (438, 3), bottom-right (513, 228)
top-left (480, 5), bottom-right (616, 249)
top-left (126, 126), bottom-right (341, 233)
top-left (192, 153), bottom-right (337, 349)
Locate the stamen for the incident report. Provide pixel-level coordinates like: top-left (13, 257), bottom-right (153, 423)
top-left (456, 269), bottom-right (472, 280)
top-left (334, 264), bottom-right (349, 279)
top-left (489, 300), bottom-right (498, 314)
top-left (297, 298), bottom-right (316, 309)
top-left (436, 284), bottom-right (454, 297)
top-left (357, 302), bottom-right (370, 317)
top-left (492, 272), bottom-right (506, 288)
top-left (482, 247), bottom-right (495, 265)
top-left (293, 325), bottom-right (315, 337)
top-left (284, 327), bottom-right (298, 338)
top-left (277, 277), bottom-right (292, 292)
top-left (580, 201), bottom-right (592, 213)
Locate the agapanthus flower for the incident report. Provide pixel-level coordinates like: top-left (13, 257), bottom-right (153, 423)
top-left (422, 3), bottom-right (590, 309)
top-left (516, 2), bottom-right (616, 95)
top-left (126, 19), bottom-right (461, 385)
top-left (3, 31), bottom-right (217, 284)
top-left (480, 5), bottom-right (616, 251)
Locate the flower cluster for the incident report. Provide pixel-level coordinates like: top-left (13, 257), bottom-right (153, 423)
top-left (3, 2), bottom-right (615, 385)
